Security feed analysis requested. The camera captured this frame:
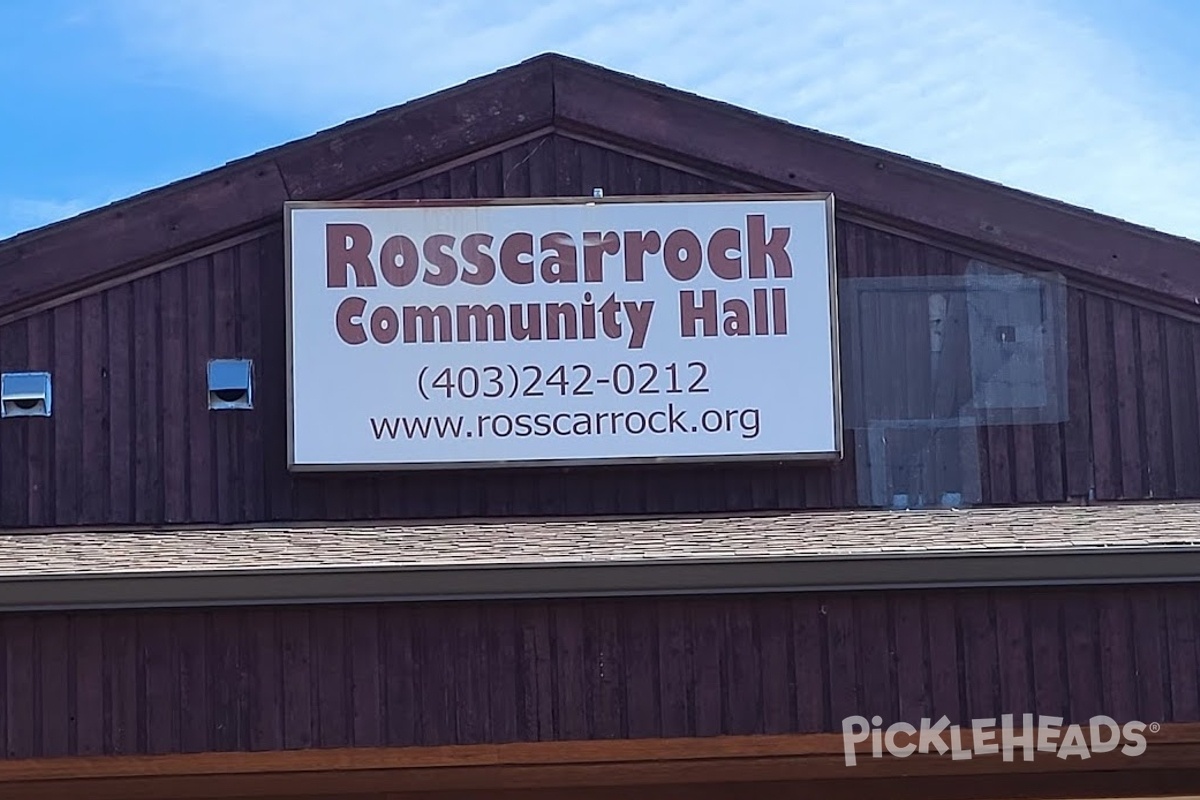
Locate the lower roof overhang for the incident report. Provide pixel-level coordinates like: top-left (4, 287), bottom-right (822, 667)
top-left (2, 502), bottom-right (1200, 611)
top-left (3, 726), bottom-right (1200, 800)
top-left (6, 545), bottom-right (1200, 612)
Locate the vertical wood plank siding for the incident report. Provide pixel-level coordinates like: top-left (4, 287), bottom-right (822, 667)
top-left (1, 585), bottom-right (1196, 759)
top-left (0, 133), bottom-right (1197, 528)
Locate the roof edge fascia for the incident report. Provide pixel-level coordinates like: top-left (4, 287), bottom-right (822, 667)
top-left (3, 547), bottom-right (1199, 612)
top-left (549, 58), bottom-right (1200, 307)
top-left (0, 57), bottom-right (558, 323)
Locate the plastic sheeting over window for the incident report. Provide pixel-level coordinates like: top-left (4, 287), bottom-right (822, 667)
top-left (839, 261), bottom-right (1068, 508)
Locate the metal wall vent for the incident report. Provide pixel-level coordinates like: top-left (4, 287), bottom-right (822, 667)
top-left (207, 359), bottom-right (254, 410)
top-left (1, 372), bottom-right (53, 418)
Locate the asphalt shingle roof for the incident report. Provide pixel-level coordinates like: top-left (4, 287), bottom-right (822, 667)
top-left (4, 502), bottom-right (1200, 579)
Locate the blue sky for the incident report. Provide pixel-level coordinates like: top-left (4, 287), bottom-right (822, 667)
top-left (2, 0), bottom-right (1198, 241)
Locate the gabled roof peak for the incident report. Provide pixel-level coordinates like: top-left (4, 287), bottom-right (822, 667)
top-left (3, 54), bottom-right (1199, 324)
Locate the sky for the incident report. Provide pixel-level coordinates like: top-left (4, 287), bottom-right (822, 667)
top-left (1, 0), bottom-right (1198, 242)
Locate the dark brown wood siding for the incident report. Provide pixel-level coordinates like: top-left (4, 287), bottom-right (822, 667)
top-left (0, 584), bottom-right (1195, 759)
top-left (1, 133), bottom-right (1198, 528)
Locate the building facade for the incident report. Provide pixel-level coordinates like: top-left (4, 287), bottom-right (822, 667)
top-left (2, 54), bottom-right (1200, 799)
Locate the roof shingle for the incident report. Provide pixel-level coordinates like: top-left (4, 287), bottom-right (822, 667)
top-left (4, 502), bottom-right (1200, 579)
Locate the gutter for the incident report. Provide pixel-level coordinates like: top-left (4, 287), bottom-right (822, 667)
top-left (3, 546), bottom-right (1200, 612)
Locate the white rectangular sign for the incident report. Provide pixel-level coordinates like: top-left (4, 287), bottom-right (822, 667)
top-left (286, 195), bottom-right (841, 470)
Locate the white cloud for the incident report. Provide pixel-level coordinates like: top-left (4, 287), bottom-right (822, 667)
top-left (97, 0), bottom-right (1200, 240)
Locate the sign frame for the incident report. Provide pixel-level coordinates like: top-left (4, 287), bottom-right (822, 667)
top-left (283, 193), bottom-right (842, 472)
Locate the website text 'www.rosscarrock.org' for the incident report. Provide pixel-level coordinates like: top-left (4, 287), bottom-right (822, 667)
top-left (370, 402), bottom-right (762, 442)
